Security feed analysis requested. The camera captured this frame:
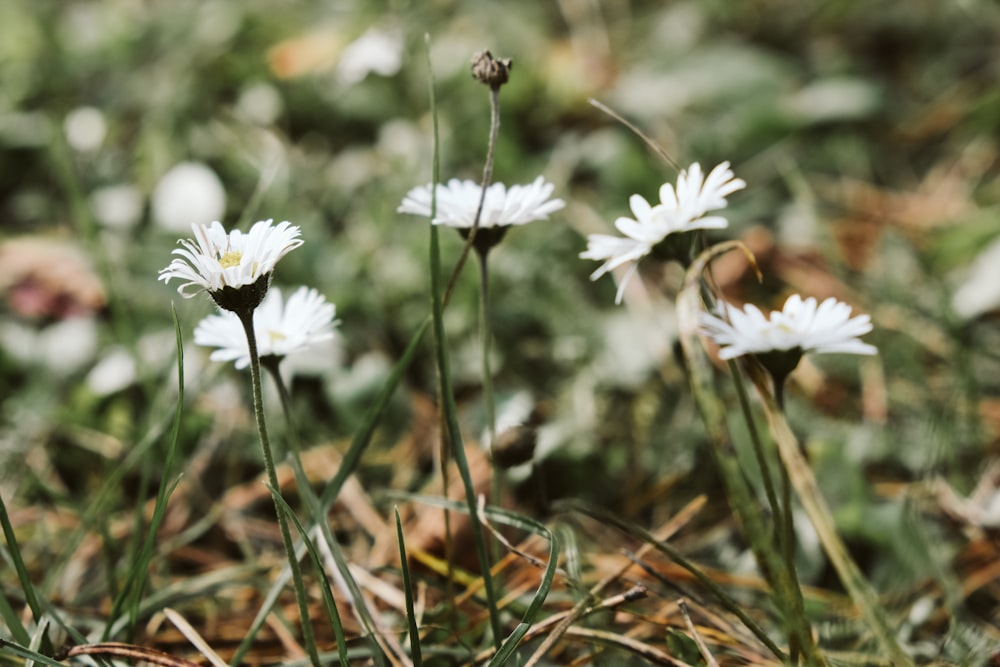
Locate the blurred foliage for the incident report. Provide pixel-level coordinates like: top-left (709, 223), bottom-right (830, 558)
top-left (2, 0), bottom-right (1000, 664)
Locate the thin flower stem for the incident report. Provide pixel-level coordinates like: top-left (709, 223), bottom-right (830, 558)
top-left (478, 250), bottom-right (500, 512)
top-left (678, 242), bottom-right (825, 665)
top-left (236, 311), bottom-right (321, 667)
top-left (771, 373), bottom-right (801, 646)
top-left (772, 377), bottom-right (797, 605)
top-left (425, 36), bottom-right (503, 649)
top-left (730, 362), bottom-right (803, 661)
top-left (728, 360), bottom-right (783, 537)
top-left (760, 387), bottom-right (915, 666)
top-left (443, 86), bottom-right (500, 307)
top-left (260, 358), bottom-right (356, 667)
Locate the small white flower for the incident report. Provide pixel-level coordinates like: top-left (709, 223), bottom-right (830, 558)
top-left (337, 27), bottom-right (404, 85)
top-left (194, 286), bottom-right (337, 369)
top-left (158, 219), bottom-right (303, 298)
top-left (398, 176), bottom-right (565, 229)
top-left (699, 294), bottom-right (877, 360)
top-left (90, 184), bottom-right (143, 230)
top-left (581, 162), bottom-right (746, 303)
top-left (152, 162), bottom-right (227, 233)
top-left (64, 106), bottom-right (107, 153)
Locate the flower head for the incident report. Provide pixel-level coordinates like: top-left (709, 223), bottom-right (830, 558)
top-left (700, 294), bottom-right (877, 361)
top-left (398, 176), bottom-right (565, 229)
top-left (581, 162), bottom-right (745, 303)
top-left (158, 219), bottom-right (303, 312)
top-left (194, 286), bottom-right (337, 370)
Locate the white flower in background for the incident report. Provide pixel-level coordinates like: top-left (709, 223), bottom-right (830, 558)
top-left (90, 184), bottom-right (143, 230)
top-left (398, 176), bottom-right (565, 229)
top-left (337, 27), bottom-right (404, 85)
top-left (950, 235), bottom-right (1000, 320)
top-left (64, 106), bottom-right (107, 152)
top-left (0, 316), bottom-right (98, 376)
top-left (151, 162), bottom-right (227, 232)
top-left (236, 82), bottom-right (284, 126)
top-left (699, 294), bottom-right (877, 360)
top-left (194, 286), bottom-right (337, 369)
top-left (158, 220), bottom-right (303, 306)
top-left (581, 161), bottom-right (746, 303)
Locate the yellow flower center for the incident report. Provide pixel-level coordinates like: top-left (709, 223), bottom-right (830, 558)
top-left (219, 250), bottom-right (242, 269)
top-left (266, 329), bottom-right (287, 345)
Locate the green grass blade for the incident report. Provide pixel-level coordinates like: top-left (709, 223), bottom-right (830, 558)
top-left (103, 307), bottom-right (186, 640)
top-left (228, 320), bottom-right (431, 665)
top-left (758, 390), bottom-right (915, 666)
top-left (267, 484), bottom-right (351, 667)
top-left (555, 499), bottom-right (784, 661)
top-left (318, 316), bottom-right (430, 511)
top-left (675, 241), bottom-right (810, 664)
top-left (0, 496), bottom-right (34, 645)
top-left (483, 506), bottom-right (559, 667)
top-left (227, 553), bottom-right (299, 666)
top-left (311, 510), bottom-right (390, 666)
top-left (387, 492), bottom-right (560, 663)
top-left (0, 639), bottom-right (66, 667)
top-left (395, 507), bottom-right (423, 667)
top-left (422, 32), bottom-right (503, 649)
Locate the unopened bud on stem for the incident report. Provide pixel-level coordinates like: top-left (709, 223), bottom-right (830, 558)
top-left (471, 50), bottom-right (512, 90)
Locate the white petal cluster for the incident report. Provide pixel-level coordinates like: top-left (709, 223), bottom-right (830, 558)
top-left (581, 162), bottom-right (746, 303)
top-left (398, 176), bottom-right (565, 228)
top-left (194, 286), bottom-right (337, 369)
top-left (158, 219), bottom-right (303, 297)
top-left (700, 294), bottom-right (877, 360)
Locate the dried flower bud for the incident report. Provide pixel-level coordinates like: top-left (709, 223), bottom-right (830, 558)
top-left (471, 50), bottom-right (512, 89)
top-left (490, 423), bottom-right (537, 469)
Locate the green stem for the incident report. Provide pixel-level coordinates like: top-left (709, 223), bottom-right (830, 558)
top-left (760, 385), bottom-right (914, 666)
top-left (731, 361), bottom-right (802, 660)
top-left (424, 39), bottom-right (502, 648)
top-left (478, 250), bottom-right (500, 514)
top-left (678, 242), bottom-right (824, 665)
top-left (260, 358), bottom-right (359, 667)
top-left (426, 36), bottom-right (502, 645)
top-left (443, 87), bottom-right (500, 307)
top-left (771, 375), bottom-right (804, 663)
top-left (236, 310), bottom-right (321, 667)
top-left (729, 360), bottom-right (783, 539)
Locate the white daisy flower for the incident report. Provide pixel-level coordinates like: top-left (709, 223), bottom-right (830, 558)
top-left (699, 294), bottom-right (877, 360)
top-left (158, 219), bottom-right (303, 307)
top-left (194, 286), bottom-right (337, 370)
top-left (581, 162), bottom-right (746, 304)
top-left (398, 176), bottom-right (565, 229)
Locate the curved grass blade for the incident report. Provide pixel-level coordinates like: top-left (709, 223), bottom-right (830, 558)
top-left (318, 317), bottom-right (430, 511)
top-left (422, 33), bottom-right (502, 648)
top-left (395, 508), bottom-right (423, 667)
top-left (556, 499), bottom-right (784, 661)
top-left (267, 484), bottom-right (351, 667)
top-left (0, 496), bottom-right (35, 646)
top-left (757, 391), bottom-right (915, 666)
top-left (0, 639), bottom-right (67, 667)
top-left (387, 493), bottom-right (560, 664)
top-left (676, 242), bottom-right (819, 664)
top-left (103, 307), bottom-right (186, 640)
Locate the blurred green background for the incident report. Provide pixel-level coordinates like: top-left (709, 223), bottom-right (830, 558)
top-left (2, 0), bottom-right (999, 662)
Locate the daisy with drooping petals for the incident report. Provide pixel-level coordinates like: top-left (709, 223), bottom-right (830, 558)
top-left (399, 176), bottom-right (564, 254)
top-left (700, 294), bottom-right (876, 406)
top-left (194, 286), bottom-right (337, 370)
top-left (158, 219), bottom-right (303, 312)
top-left (581, 162), bottom-right (746, 304)
top-left (700, 294), bottom-right (877, 360)
top-left (399, 176), bottom-right (565, 229)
